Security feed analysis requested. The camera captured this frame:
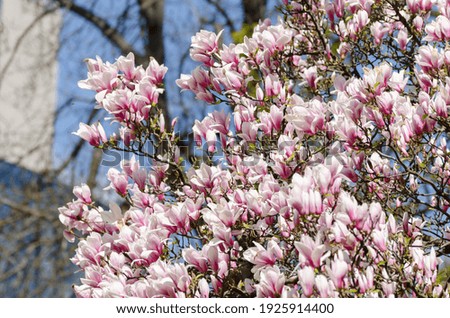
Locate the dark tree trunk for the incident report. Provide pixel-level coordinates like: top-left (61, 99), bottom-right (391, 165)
top-left (243, 0), bottom-right (266, 25)
top-left (137, 0), bottom-right (170, 125)
top-left (137, 0), bottom-right (165, 64)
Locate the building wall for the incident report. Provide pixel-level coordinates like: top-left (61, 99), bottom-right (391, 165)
top-left (0, 0), bottom-right (60, 173)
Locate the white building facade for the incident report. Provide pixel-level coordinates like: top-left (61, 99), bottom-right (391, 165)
top-left (0, 0), bottom-right (60, 173)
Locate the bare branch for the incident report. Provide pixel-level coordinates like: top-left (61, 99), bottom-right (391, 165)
top-left (52, 107), bottom-right (99, 176)
top-left (206, 0), bottom-right (237, 32)
top-left (54, 0), bottom-right (136, 55)
top-left (0, 197), bottom-right (54, 222)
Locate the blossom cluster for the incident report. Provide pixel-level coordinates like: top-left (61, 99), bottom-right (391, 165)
top-left (61, 0), bottom-right (450, 297)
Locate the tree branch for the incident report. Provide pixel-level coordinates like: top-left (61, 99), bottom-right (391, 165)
top-left (55, 0), bottom-right (136, 55)
top-left (206, 0), bottom-right (237, 32)
top-left (52, 107), bottom-right (99, 176)
top-left (0, 197), bottom-right (54, 222)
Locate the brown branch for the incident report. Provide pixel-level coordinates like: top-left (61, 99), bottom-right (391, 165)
top-left (55, 0), bottom-right (136, 55)
top-left (52, 107), bottom-right (99, 176)
top-left (206, 0), bottom-right (237, 32)
top-left (137, 0), bottom-right (164, 63)
top-left (0, 197), bottom-right (54, 222)
top-left (242, 0), bottom-right (266, 25)
top-left (87, 148), bottom-right (102, 189)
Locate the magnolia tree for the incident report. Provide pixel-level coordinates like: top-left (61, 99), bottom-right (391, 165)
top-left (60, 0), bottom-right (450, 297)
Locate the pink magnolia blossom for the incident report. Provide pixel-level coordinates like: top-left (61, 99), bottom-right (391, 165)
top-left (60, 0), bottom-right (450, 299)
top-left (182, 247), bottom-right (208, 273)
top-left (243, 240), bottom-right (283, 269)
top-left (190, 30), bottom-right (223, 66)
top-left (255, 267), bottom-right (285, 297)
top-left (145, 58), bottom-right (168, 85)
top-left (425, 15), bottom-right (450, 41)
top-left (416, 46), bottom-right (443, 74)
top-left (286, 100), bottom-right (326, 135)
top-left (73, 122), bottom-right (107, 146)
top-left (326, 251), bottom-right (349, 289)
top-left (177, 67), bottom-right (214, 103)
top-left (78, 56), bottom-right (118, 100)
top-left (73, 183), bottom-right (92, 204)
top-left (295, 235), bottom-right (328, 268)
top-left (302, 66), bottom-right (321, 91)
top-left (116, 52), bottom-right (139, 81)
top-left (371, 21), bottom-right (390, 45)
top-left (298, 266), bottom-right (315, 297)
top-left (395, 29), bottom-right (410, 51)
top-left (196, 278), bottom-right (210, 298)
top-left (106, 168), bottom-right (128, 196)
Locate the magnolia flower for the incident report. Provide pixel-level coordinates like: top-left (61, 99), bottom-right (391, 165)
top-left (416, 45), bottom-right (443, 74)
top-left (73, 122), bottom-right (107, 146)
top-left (302, 66), bottom-right (321, 91)
top-left (395, 29), bottom-right (410, 51)
top-left (60, 1), bottom-right (450, 299)
top-left (255, 266), bottom-right (285, 297)
top-left (182, 247), bottom-right (208, 273)
top-left (315, 275), bottom-right (334, 297)
top-left (326, 252), bottom-right (349, 289)
top-left (190, 30), bottom-right (223, 66)
top-left (243, 240), bottom-right (283, 269)
top-left (298, 266), bottom-right (315, 297)
top-left (116, 52), bottom-right (138, 80)
top-left (106, 168), bottom-right (128, 196)
top-left (73, 183), bottom-right (92, 204)
top-left (425, 15), bottom-right (450, 41)
top-left (295, 235), bottom-right (328, 268)
top-left (196, 278), bottom-right (210, 298)
top-left (371, 21), bottom-right (389, 45)
top-left (145, 57), bottom-right (168, 85)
